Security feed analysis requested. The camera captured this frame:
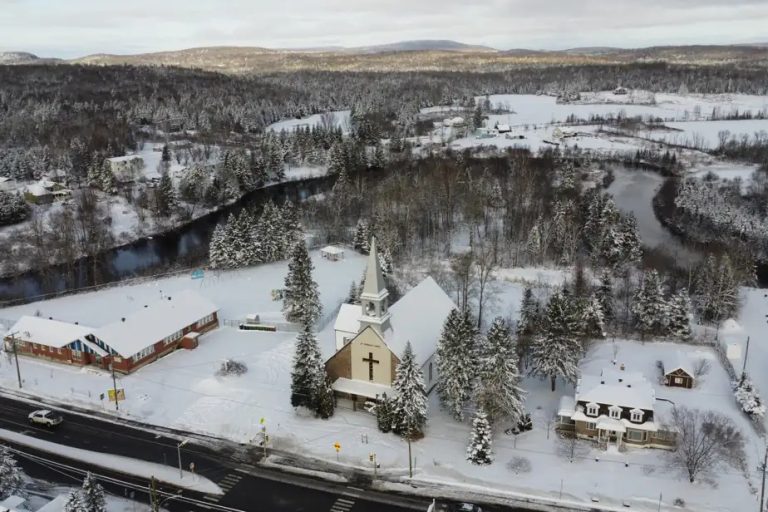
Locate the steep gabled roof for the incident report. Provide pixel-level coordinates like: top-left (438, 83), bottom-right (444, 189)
top-left (576, 368), bottom-right (656, 411)
top-left (662, 351), bottom-right (694, 377)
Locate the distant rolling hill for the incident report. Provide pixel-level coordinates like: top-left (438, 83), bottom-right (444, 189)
top-left (4, 41), bottom-right (765, 74)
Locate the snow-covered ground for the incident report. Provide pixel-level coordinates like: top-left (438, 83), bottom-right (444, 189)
top-left (267, 110), bottom-right (351, 134)
top-left (635, 119), bottom-right (768, 150)
top-left (0, 255), bottom-right (761, 511)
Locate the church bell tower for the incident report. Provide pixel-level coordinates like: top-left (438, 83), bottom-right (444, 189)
top-left (359, 237), bottom-right (391, 334)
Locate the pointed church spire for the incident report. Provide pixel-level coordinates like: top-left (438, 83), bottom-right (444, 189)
top-left (362, 237), bottom-right (387, 298)
top-left (360, 236), bottom-right (391, 334)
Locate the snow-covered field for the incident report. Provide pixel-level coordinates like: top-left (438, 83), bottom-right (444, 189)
top-left (267, 110), bottom-right (351, 134)
top-left (0, 253), bottom-right (761, 511)
top-left (635, 119), bottom-right (768, 150)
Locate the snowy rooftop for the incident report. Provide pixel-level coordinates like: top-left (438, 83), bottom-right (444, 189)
top-left (320, 245), bottom-right (345, 255)
top-left (662, 351), bottom-right (693, 377)
top-left (6, 316), bottom-right (94, 348)
top-left (383, 276), bottom-right (455, 364)
top-left (36, 495), bottom-right (68, 512)
top-left (107, 155), bottom-right (143, 163)
top-left (334, 303), bottom-right (361, 334)
top-left (94, 290), bottom-right (218, 357)
top-left (332, 377), bottom-right (391, 399)
top-left (576, 368), bottom-right (656, 411)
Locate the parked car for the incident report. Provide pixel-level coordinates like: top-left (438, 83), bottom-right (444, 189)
top-left (28, 410), bottom-right (63, 428)
top-left (428, 500), bottom-right (483, 512)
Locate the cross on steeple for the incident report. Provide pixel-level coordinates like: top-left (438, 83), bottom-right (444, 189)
top-left (362, 352), bottom-right (380, 381)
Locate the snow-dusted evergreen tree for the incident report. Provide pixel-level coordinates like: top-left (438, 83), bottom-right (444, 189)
top-left (353, 219), bottom-right (371, 254)
top-left (375, 393), bottom-right (394, 433)
top-left (283, 241), bottom-right (322, 326)
top-left (391, 342), bottom-right (428, 437)
top-left (667, 289), bottom-right (692, 339)
top-left (64, 490), bottom-right (86, 512)
top-left (290, 326), bottom-right (321, 409)
top-left (632, 270), bottom-right (669, 337)
top-left (156, 171), bottom-right (176, 215)
top-left (734, 375), bottom-right (765, 419)
top-left (0, 445), bottom-right (23, 500)
top-left (517, 287), bottom-right (538, 336)
top-left (281, 201), bottom-right (303, 255)
top-left (466, 408), bottom-right (493, 465)
top-left (0, 191), bottom-right (30, 226)
top-left (314, 375), bottom-right (336, 419)
top-left (437, 308), bottom-right (477, 421)
top-left (378, 247), bottom-right (393, 277)
top-left (596, 271), bottom-right (615, 324)
top-left (346, 281), bottom-right (359, 304)
top-left (80, 472), bottom-right (106, 512)
top-left (530, 290), bottom-right (581, 391)
top-left (694, 254), bottom-right (740, 323)
top-left (476, 318), bottom-right (525, 426)
top-left (580, 295), bottom-right (606, 339)
top-left (327, 141), bottom-right (346, 175)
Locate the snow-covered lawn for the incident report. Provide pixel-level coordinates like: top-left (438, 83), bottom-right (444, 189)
top-left (636, 119), bottom-right (768, 150)
top-left (0, 263), bottom-right (762, 511)
top-left (267, 110), bottom-right (351, 134)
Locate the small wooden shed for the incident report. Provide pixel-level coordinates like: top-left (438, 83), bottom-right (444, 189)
top-left (662, 352), bottom-right (694, 389)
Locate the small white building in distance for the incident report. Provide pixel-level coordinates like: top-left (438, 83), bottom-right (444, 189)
top-left (107, 155), bottom-right (144, 183)
top-left (442, 116), bottom-right (466, 127)
top-left (325, 237), bottom-right (456, 409)
top-left (320, 245), bottom-right (345, 261)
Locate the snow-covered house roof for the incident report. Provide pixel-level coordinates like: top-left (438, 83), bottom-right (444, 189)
top-left (94, 290), bottom-right (218, 357)
top-left (24, 183), bottom-right (51, 197)
top-left (6, 316), bottom-right (94, 348)
top-left (496, 124), bottom-right (511, 132)
top-left (383, 276), bottom-right (455, 365)
top-left (576, 368), bottom-right (656, 411)
top-left (334, 303), bottom-right (361, 335)
top-left (36, 495), bottom-right (69, 512)
top-left (107, 155), bottom-right (143, 163)
top-left (662, 351), bottom-right (694, 377)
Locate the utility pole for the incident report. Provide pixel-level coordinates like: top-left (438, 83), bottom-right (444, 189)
top-left (110, 363), bottom-right (119, 412)
top-left (407, 436), bottom-right (413, 479)
top-left (743, 336), bottom-right (751, 376)
top-left (9, 332), bottom-right (22, 389)
top-left (177, 440), bottom-right (189, 479)
top-left (759, 444), bottom-right (767, 512)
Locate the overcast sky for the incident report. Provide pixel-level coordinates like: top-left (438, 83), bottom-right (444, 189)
top-left (1, 0), bottom-right (767, 58)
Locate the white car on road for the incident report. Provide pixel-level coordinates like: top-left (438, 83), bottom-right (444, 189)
top-left (28, 410), bottom-right (63, 428)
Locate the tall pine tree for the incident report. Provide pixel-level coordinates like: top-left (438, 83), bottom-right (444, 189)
top-left (391, 342), bottom-right (428, 438)
top-left (0, 445), bottom-right (23, 500)
top-left (632, 270), bottom-right (669, 338)
top-left (437, 308), bottom-right (477, 421)
top-left (667, 289), bottom-right (692, 340)
top-left (530, 290), bottom-right (581, 391)
top-left (80, 472), bottom-right (106, 512)
top-left (283, 241), bottom-right (322, 326)
top-left (476, 318), bottom-right (525, 426)
top-left (291, 326), bottom-right (322, 410)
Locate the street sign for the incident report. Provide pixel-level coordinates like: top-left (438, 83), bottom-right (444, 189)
top-left (259, 417), bottom-right (265, 425)
top-left (333, 442), bottom-right (341, 452)
top-left (108, 389), bottom-right (126, 402)
top-left (191, 269), bottom-right (205, 280)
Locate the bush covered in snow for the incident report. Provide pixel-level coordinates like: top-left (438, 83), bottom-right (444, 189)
top-left (733, 375), bottom-right (765, 419)
top-left (216, 359), bottom-right (248, 376)
top-left (506, 456), bottom-right (532, 474)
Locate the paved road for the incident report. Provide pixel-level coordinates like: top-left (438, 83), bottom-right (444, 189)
top-left (0, 394), bottom-right (525, 512)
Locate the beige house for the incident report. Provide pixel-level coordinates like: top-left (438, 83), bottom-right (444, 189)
top-left (325, 238), bottom-right (455, 409)
top-left (557, 367), bottom-right (676, 450)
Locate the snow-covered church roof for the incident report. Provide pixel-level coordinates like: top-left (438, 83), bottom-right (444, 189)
top-left (331, 276), bottom-right (455, 366)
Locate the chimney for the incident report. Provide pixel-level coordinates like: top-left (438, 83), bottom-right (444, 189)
top-left (121, 318), bottom-right (125, 322)
top-left (618, 378), bottom-right (623, 383)
top-left (620, 363), bottom-right (625, 371)
top-left (144, 305), bottom-right (148, 308)
top-left (168, 296), bottom-right (172, 301)
top-left (600, 380), bottom-right (605, 384)
top-left (627, 384), bottom-right (632, 388)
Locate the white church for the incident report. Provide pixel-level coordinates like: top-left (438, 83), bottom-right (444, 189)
top-left (325, 238), bottom-right (457, 409)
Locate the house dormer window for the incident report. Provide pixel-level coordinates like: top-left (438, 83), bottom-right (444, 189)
top-left (586, 403), bottom-right (598, 417)
top-left (609, 405), bottom-right (622, 419)
top-left (630, 409), bottom-right (644, 423)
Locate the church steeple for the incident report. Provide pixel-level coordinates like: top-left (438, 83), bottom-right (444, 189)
top-left (359, 237), bottom-right (391, 334)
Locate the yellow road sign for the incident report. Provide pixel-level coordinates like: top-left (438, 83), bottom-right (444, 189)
top-left (108, 389), bottom-right (125, 402)
top-left (333, 442), bottom-right (341, 452)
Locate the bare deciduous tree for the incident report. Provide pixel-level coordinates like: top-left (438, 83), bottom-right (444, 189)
top-left (672, 407), bottom-right (745, 483)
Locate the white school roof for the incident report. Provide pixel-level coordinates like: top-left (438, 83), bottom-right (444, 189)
top-left (6, 316), bottom-right (94, 348)
top-left (94, 290), bottom-right (217, 357)
top-left (576, 368), bottom-right (656, 411)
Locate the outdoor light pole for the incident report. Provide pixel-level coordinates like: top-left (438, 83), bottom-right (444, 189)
top-left (7, 331), bottom-right (22, 389)
top-left (177, 440), bottom-right (189, 479)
